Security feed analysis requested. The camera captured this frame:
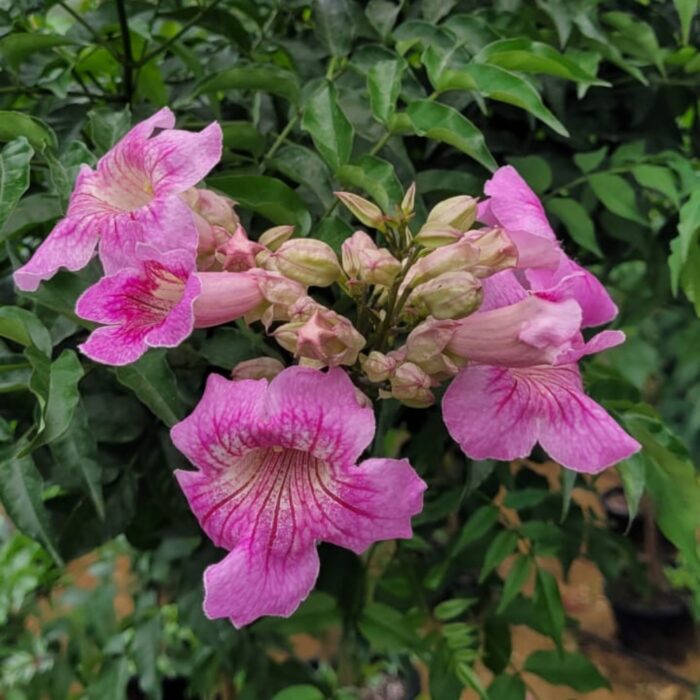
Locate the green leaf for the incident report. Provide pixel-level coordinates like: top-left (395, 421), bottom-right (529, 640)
top-left (0, 32), bottom-right (77, 71)
top-left (405, 100), bottom-right (496, 172)
top-left (589, 173), bottom-right (646, 224)
top-left (434, 598), bottom-right (476, 621)
top-left (50, 402), bottom-right (105, 520)
top-left (87, 107), bottom-right (131, 154)
top-left (208, 175), bottom-right (311, 234)
top-left (436, 64), bottom-right (569, 137)
top-left (617, 452), bottom-right (647, 526)
top-left (359, 602), bottom-right (423, 652)
top-left (560, 469), bottom-right (577, 521)
top-left (197, 65), bottom-right (300, 104)
top-left (452, 505), bottom-right (499, 556)
top-left (488, 673), bottom-right (526, 700)
top-left (674, 0), bottom-right (698, 44)
top-left (524, 650), bottom-right (610, 692)
top-left (316, 217), bottom-right (353, 254)
top-left (271, 686), bottom-right (324, 700)
top-left (547, 197), bottom-right (602, 256)
top-left (132, 616), bottom-right (161, 698)
top-left (114, 350), bottom-right (184, 427)
top-left (676, 189), bottom-right (700, 264)
top-left (198, 327), bottom-right (264, 370)
top-left (88, 657), bottom-right (130, 700)
top-left (455, 663), bottom-right (488, 700)
top-left (365, 0), bottom-right (402, 37)
top-left (507, 155), bottom-right (552, 193)
top-left (0, 111), bottom-right (56, 151)
top-left (271, 144), bottom-right (333, 207)
top-left (476, 39), bottom-right (607, 85)
top-left (301, 82), bottom-right (354, 172)
top-left (479, 530), bottom-right (518, 582)
top-left (503, 488), bottom-right (549, 510)
top-left (336, 155), bottom-right (402, 211)
top-left (602, 12), bottom-right (663, 73)
top-left (497, 555), bottom-right (533, 614)
top-left (367, 59), bottom-right (405, 124)
top-left (0, 445), bottom-right (62, 565)
top-left (47, 140), bottom-right (96, 205)
top-left (0, 137), bottom-right (33, 234)
top-left (159, 7), bottom-right (250, 49)
top-left (221, 121), bottom-right (265, 157)
top-left (632, 165), bottom-right (680, 208)
top-left (0, 307), bottom-right (52, 355)
top-left (313, 0), bottom-right (354, 57)
top-left (573, 146), bottom-right (608, 173)
top-left (534, 568), bottom-right (565, 645)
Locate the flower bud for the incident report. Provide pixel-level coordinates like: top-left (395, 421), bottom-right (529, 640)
top-left (192, 271), bottom-right (264, 328)
top-left (216, 225), bottom-right (265, 272)
top-left (245, 272), bottom-right (307, 329)
top-left (404, 318), bottom-right (464, 380)
top-left (342, 231), bottom-right (401, 287)
top-left (401, 182), bottom-right (416, 216)
top-left (274, 239), bottom-right (341, 287)
top-left (409, 271), bottom-right (483, 320)
top-left (406, 238), bottom-right (480, 288)
top-left (342, 231), bottom-right (376, 280)
top-left (361, 350), bottom-right (399, 383)
top-left (183, 188), bottom-right (239, 233)
top-left (462, 227), bottom-right (518, 278)
top-left (426, 195), bottom-right (478, 232)
top-left (273, 307), bottom-right (366, 367)
top-left (259, 225), bottom-right (295, 252)
top-left (231, 357), bottom-right (285, 381)
top-left (414, 223), bottom-right (462, 250)
top-left (389, 362), bottom-right (435, 408)
top-left (335, 192), bottom-right (386, 231)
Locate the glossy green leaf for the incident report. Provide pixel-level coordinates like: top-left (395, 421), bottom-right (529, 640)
top-left (0, 111), bottom-right (56, 151)
top-left (271, 686), bottom-right (324, 700)
top-left (524, 650), bottom-right (610, 692)
top-left (221, 121), bottom-right (265, 157)
top-left (0, 307), bottom-right (51, 355)
top-left (47, 141), bottom-right (96, 206)
top-left (115, 350), bottom-right (184, 427)
top-left (367, 59), bottom-right (405, 124)
top-left (547, 197), bottom-right (602, 256)
top-left (436, 63), bottom-right (569, 137)
top-left (455, 662), bottom-right (488, 700)
top-left (589, 173), bottom-right (646, 224)
top-left (632, 164), bottom-right (680, 208)
top-left (87, 107), bottom-right (131, 154)
top-left (573, 146), bottom-right (608, 173)
top-left (434, 598), bottom-right (476, 621)
top-left (316, 216), bottom-right (353, 254)
top-left (507, 155), bottom-right (552, 193)
top-left (365, 0), bottom-right (402, 37)
top-left (0, 137), bottom-right (33, 234)
top-left (676, 189), bottom-right (700, 264)
top-left (476, 39), bottom-right (608, 84)
top-left (313, 0), bottom-right (354, 57)
top-left (534, 568), bottom-right (565, 645)
top-left (197, 65), bottom-right (301, 104)
top-left (301, 82), bottom-right (354, 172)
top-left (87, 657), bottom-right (130, 700)
top-left (271, 144), bottom-right (333, 207)
top-left (159, 7), bottom-right (250, 49)
top-left (488, 673), bottom-right (526, 700)
top-left (673, 0), bottom-right (698, 44)
top-left (0, 445), bottom-right (62, 565)
top-left (452, 505), bottom-right (499, 556)
top-left (560, 469), bottom-right (577, 521)
top-left (337, 155), bottom-right (402, 211)
top-left (406, 100), bottom-right (496, 172)
top-left (208, 175), bottom-right (311, 233)
top-left (497, 555), bottom-right (532, 614)
top-left (359, 602), bottom-right (423, 652)
top-left (479, 530), bottom-right (518, 582)
top-left (0, 32), bottom-right (76, 71)
top-left (617, 451), bottom-right (647, 526)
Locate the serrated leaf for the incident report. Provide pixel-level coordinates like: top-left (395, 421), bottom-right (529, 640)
top-left (524, 650), bottom-right (610, 692)
top-left (368, 59), bottom-right (405, 124)
top-left (476, 39), bottom-right (608, 85)
top-left (479, 530), bottom-right (518, 582)
top-left (208, 174), bottom-right (311, 234)
top-left (547, 197), bottom-right (602, 256)
top-left (406, 100), bottom-right (496, 172)
top-left (197, 65), bottom-right (300, 104)
top-left (497, 555), bottom-right (532, 614)
top-left (589, 173), bottom-right (646, 224)
top-left (301, 82), bottom-right (354, 172)
top-left (436, 63), bottom-right (569, 137)
top-left (114, 350), bottom-right (184, 427)
top-left (0, 137), bottom-right (33, 233)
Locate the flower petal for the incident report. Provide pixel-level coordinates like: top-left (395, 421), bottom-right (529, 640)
top-left (264, 367), bottom-right (375, 463)
top-left (13, 215), bottom-right (100, 292)
top-left (79, 324), bottom-right (148, 366)
top-left (146, 122), bottom-right (223, 196)
top-left (443, 364), bottom-right (539, 461)
top-left (203, 542), bottom-right (320, 627)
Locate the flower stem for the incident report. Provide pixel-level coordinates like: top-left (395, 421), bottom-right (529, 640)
top-left (115, 0), bottom-right (134, 103)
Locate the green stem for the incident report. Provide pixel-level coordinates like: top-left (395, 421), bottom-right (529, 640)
top-left (115, 0), bottom-right (134, 103)
top-left (259, 114), bottom-right (299, 173)
top-left (57, 0), bottom-right (121, 63)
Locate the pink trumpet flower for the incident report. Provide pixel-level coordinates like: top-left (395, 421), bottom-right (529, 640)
top-left (479, 166), bottom-right (617, 327)
top-left (171, 367), bottom-right (426, 627)
top-left (13, 108), bottom-right (222, 292)
top-left (76, 246), bottom-right (263, 366)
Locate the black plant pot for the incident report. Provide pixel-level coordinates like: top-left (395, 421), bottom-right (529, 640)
top-left (610, 586), bottom-right (696, 664)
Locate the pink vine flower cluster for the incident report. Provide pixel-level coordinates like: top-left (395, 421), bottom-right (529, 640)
top-left (13, 111), bottom-right (640, 626)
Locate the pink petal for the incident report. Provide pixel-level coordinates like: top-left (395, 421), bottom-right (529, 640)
top-left (442, 364), bottom-right (539, 461)
top-left (13, 215), bottom-right (100, 292)
top-left (483, 166), bottom-right (556, 240)
top-left (264, 367), bottom-right (375, 464)
top-left (479, 270), bottom-right (528, 312)
top-left (79, 324), bottom-right (148, 366)
top-left (556, 329), bottom-right (626, 365)
top-left (203, 543), bottom-right (320, 627)
top-left (193, 271), bottom-right (264, 328)
top-left (146, 122), bottom-right (223, 196)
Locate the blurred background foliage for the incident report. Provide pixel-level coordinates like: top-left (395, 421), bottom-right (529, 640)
top-left (0, 0), bottom-right (699, 698)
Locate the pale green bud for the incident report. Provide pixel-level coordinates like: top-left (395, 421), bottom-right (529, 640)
top-left (274, 239), bottom-right (341, 287)
top-left (335, 191), bottom-right (385, 231)
top-left (409, 271), bottom-right (483, 320)
top-left (426, 195), bottom-right (478, 232)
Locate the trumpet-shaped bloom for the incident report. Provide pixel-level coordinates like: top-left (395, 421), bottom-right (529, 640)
top-left (479, 166), bottom-right (617, 327)
top-left (442, 361), bottom-right (640, 473)
top-left (76, 247), bottom-right (263, 366)
top-left (14, 108), bottom-right (222, 292)
top-left (171, 367), bottom-right (426, 627)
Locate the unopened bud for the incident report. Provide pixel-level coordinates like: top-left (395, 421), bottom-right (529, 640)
top-left (183, 188), bottom-right (239, 233)
top-left (390, 362), bottom-right (435, 408)
top-left (231, 357), bottom-right (285, 381)
top-left (409, 271), bottom-right (483, 320)
top-left (407, 239), bottom-right (480, 287)
top-left (335, 192), bottom-right (385, 231)
top-left (342, 231), bottom-right (401, 287)
top-left (404, 318), bottom-right (464, 379)
top-left (216, 225), bottom-right (265, 272)
top-left (361, 350), bottom-right (399, 383)
top-left (401, 182), bottom-right (416, 216)
top-left (246, 272), bottom-right (306, 329)
top-left (342, 231), bottom-right (376, 280)
top-left (259, 225), bottom-right (295, 251)
top-left (462, 227), bottom-right (518, 278)
top-left (426, 195), bottom-right (478, 232)
top-left (414, 223), bottom-right (462, 250)
top-left (274, 239), bottom-right (341, 287)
